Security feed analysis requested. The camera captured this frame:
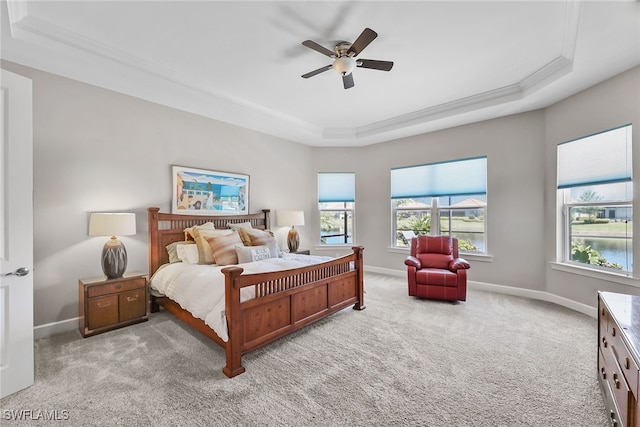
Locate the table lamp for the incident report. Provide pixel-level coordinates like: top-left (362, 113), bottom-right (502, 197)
top-left (277, 210), bottom-right (305, 253)
top-left (89, 212), bottom-right (136, 279)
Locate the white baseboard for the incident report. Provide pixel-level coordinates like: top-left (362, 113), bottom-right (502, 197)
top-left (32, 267), bottom-right (596, 338)
top-left (34, 317), bottom-right (79, 339)
top-left (468, 280), bottom-right (597, 318)
top-left (365, 265), bottom-right (405, 277)
top-left (364, 265), bottom-right (598, 318)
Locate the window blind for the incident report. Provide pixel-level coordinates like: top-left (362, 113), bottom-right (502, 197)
top-left (318, 173), bottom-right (355, 203)
top-left (391, 156), bottom-right (487, 199)
top-left (557, 124), bottom-right (632, 189)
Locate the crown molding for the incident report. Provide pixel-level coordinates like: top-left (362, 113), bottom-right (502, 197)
top-left (5, 3), bottom-right (322, 139)
top-left (325, 1), bottom-right (581, 142)
top-left (5, 0), bottom-right (27, 30)
top-left (5, 0), bottom-right (583, 145)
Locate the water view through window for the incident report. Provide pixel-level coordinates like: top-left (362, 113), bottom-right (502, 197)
top-left (572, 237), bottom-right (632, 271)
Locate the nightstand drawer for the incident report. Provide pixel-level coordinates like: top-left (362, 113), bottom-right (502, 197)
top-left (87, 295), bottom-right (118, 329)
top-left (119, 289), bottom-right (147, 322)
top-left (88, 277), bottom-right (146, 298)
top-left (79, 273), bottom-right (148, 337)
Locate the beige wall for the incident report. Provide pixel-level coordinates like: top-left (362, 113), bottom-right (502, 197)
top-left (310, 66), bottom-right (640, 308)
top-left (2, 60), bottom-right (316, 329)
top-left (544, 66), bottom-right (640, 303)
top-left (2, 59), bottom-right (638, 334)
top-left (312, 110), bottom-right (547, 291)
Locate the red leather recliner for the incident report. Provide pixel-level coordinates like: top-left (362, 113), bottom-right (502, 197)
top-left (404, 235), bottom-right (470, 302)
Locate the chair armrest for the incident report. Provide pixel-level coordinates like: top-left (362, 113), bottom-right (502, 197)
top-left (404, 256), bottom-right (421, 269)
top-left (449, 258), bottom-right (470, 270)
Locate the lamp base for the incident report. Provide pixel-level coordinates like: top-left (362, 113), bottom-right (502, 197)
top-left (102, 237), bottom-right (128, 279)
top-left (287, 227), bottom-right (300, 253)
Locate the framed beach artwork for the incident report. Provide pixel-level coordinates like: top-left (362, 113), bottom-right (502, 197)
top-left (171, 166), bottom-right (249, 215)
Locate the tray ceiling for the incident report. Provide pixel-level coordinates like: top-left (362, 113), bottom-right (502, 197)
top-left (1, 1), bottom-right (639, 146)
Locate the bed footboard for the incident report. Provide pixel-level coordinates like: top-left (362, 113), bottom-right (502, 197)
top-left (221, 247), bottom-right (365, 378)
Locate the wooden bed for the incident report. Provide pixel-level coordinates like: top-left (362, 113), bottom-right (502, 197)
top-left (147, 207), bottom-right (365, 378)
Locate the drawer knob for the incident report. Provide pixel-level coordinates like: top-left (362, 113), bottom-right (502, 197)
top-left (127, 296), bottom-right (139, 302)
top-left (624, 357), bottom-right (630, 370)
top-left (611, 327), bottom-right (616, 337)
top-left (613, 373), bottom-right (621, 389)
top-left (602, 337), bottom-right (608, 348)
top-left (115, 284), bottom-right (122, 289)
top-left (97, 301), bottom-right (111, 308)
top-left (601, 367), bottom-right (607, 380)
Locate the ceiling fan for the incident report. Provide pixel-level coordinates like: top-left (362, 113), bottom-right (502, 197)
top-left (301, 27), bottom-right (394, 89)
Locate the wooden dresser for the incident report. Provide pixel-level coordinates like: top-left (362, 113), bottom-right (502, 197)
top-left (598, 291), bottom-right (640, 427)
top-left (79, 272), bottom-right (149, 337)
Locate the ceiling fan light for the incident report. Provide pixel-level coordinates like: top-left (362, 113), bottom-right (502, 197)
top-left (333, 57), bottom-right (357, 76)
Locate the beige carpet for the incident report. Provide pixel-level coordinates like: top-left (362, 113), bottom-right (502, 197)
top-left (1, 273), bottom-right (608, 426)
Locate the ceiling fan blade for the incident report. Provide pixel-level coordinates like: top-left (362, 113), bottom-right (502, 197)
top-left (302, 40), bottom-right (335, 57)
top-left (342, 73), bottom-right (355, 89)
top-left (357, 59), bottom-right (394, 71)
top-left (301, 65), bottom-right (333, 79)
top-left (347, 27), bottom-right (377, 56)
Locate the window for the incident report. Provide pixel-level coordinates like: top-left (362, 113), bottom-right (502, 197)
top-left (318, 173), bottom-right (355, 245)
top-left (557, 124), bottom-right (633, 274)
top-left (391, 157), bottom-right (487, 253)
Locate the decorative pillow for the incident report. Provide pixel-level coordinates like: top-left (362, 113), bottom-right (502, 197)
top-left (237, 228), bottom-right (280, 258)
top-left (227, 221), bottom-right (253, 231)
top-left (205, 232), bottom-right (243, 266)
top-left (184, 222), bottom-right (215, 240)
top-left (236, 245), bottom-right (274, 263)
top-left (166, 241), bottom-right (197, 263)
top-left (193, 228), bottom-right (233, 264)
top-left (176, 243), bottom-right (200, 264)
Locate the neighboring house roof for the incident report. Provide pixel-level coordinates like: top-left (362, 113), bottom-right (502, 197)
top-left (450, 198), bottom-right (487, 208)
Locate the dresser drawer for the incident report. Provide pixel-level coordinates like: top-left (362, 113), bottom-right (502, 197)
top-left (609, 324), bottom-right (640, 400)
top-left (119, 289), bottom-right (147, 322)
top-left (87, 295), bottom-right (118, 329)
top-left (88, 277), bottom-right (146, 298)
top-left (608, 358), bottom-right (632, 427)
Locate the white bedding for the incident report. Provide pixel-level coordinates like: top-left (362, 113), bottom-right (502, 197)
top-left (149, 253), bottom-right (333, 342)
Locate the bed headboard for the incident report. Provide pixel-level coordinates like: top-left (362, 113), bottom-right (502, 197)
top-left (147, 207), bottom-right (271, 277)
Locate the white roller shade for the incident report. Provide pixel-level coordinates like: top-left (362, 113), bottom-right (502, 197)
top-left (557, 124), bottom-right (632, 189)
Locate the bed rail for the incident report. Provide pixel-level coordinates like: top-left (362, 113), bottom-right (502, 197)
top-left (221, 247), bottom-right (365, 377)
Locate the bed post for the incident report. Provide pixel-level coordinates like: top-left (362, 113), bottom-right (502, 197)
top-left (148, 207), bottom-right (160, 277)
top-left (352, 246), bottom-right (366, 311)
top-left (221, 266), bottom-right (246, 378)
top-left (147, 208), bottom-right (161, 313)
top-left (262, 209), bottom-right (270, 229)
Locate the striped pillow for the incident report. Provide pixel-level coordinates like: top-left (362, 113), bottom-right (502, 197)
top-left (205, 232), bottom-right (243, 266)
top-left (193, 228), bottom-right (233, 264)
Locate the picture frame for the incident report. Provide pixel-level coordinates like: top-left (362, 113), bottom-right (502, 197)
top-left (171, 166), bottom-right (249, 215)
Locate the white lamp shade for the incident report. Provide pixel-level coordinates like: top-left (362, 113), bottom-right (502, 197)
top-left (333, 57), bottom-right (357, 76)
top-left (277, 210), bottom-right (305, 227)
top-left (89, 213), bottom-right (137, 237)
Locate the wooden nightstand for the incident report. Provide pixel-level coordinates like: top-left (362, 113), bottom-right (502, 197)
top-left (78, 272), bottom-right (149, 337)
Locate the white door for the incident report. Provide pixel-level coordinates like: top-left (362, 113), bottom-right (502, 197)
top-left (0, 69), bottom-right (34, 398)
